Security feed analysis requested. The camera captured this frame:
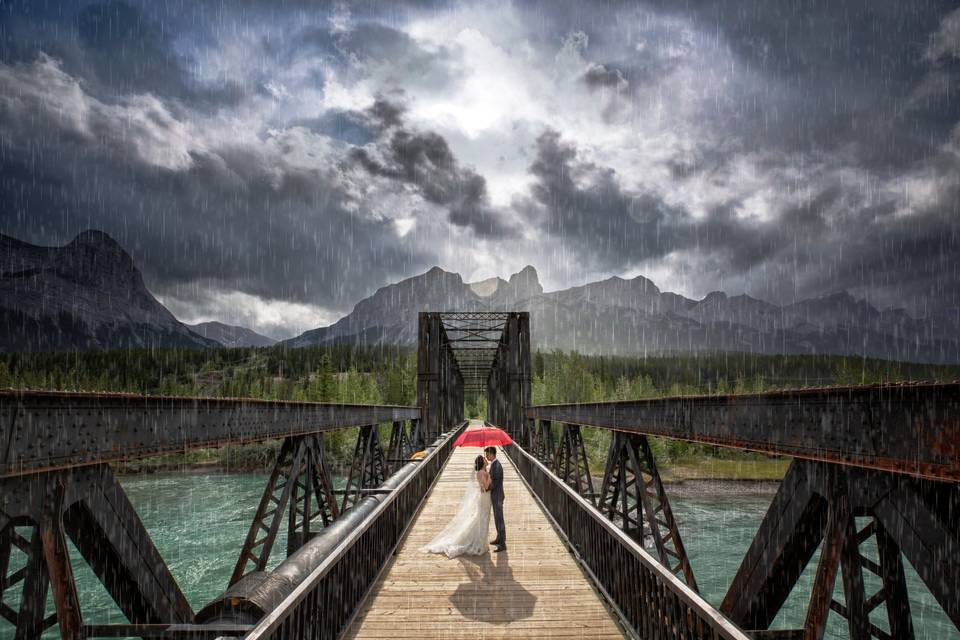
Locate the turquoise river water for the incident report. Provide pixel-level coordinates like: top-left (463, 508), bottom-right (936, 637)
top-left (1, 472), bottom-right (956, 639)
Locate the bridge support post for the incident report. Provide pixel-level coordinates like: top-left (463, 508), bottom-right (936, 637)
top-left (409, 418), bottom-right (425, 451)
top-left (6, 520), bottom-right (54, 639)
top-left (340, 425), bottom-right (387, 512)
top-left (723, 459), bottom-right (957, 638)
top-left (386, 420), bottom-right (413, 474)
top-left (553, 424), bottom-right (595, 504)
top-left (516, 313), bottom-right (532, 443)
top-left (286, 436), bottom-right (339, 556)
top-left (231, 434), bottom-right (339, 584)
top-left (443, 344), bottom-right (464, 433)
top-left (532, 419), bottom-right (555, 465)
top-left (41, 480), bottom-right (83, 640)
top-left (598, 431), bottom-right (698, 591)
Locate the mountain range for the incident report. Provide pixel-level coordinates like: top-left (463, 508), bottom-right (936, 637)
top-left (1, 231), bottom-right (957, 362)
top-left (284, 265), bottom-right (960, 364)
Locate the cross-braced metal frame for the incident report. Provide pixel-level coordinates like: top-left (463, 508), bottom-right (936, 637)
top-left (0, 392), bottom-right (422, 638)
top-left (528, 385), bottom-right (960, 639)
top-left (386, 420), bottom-right (415, 475)
top-left (416, 312), bottom-right (531, 440)
top-left (231, 433), bottom-right (340, 585)
top-left (340, 425), bottom-right (388, 512)
top-left (553, 424), bottom-right (595, 504)
top-left (531, 418), bottom-right (555, 464)
top-left (722, 459), bottom-right (956, 639)
top-left (598, 431), bottom-right (698, 591)
top-left (1, 465), bottom-right (195, 638)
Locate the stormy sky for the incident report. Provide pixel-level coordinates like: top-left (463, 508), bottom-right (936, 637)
top-left (1, 0), bottom-right (958, 338)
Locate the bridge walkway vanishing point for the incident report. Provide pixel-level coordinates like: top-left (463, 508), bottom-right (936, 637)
top-left (346, 424), bottom-right (623, 639)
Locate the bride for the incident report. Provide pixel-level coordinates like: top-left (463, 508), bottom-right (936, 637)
top-left (422, 455), bottom-right (492, 558)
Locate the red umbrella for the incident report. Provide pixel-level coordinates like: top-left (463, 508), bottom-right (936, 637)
top-left (454, 425), bottom-right (514, 448)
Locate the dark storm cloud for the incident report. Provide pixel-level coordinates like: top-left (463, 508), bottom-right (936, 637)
top-left (525, 123), bottom-right (960, 309)
top-left (518, 120), bottom-right (960, 315)
top-left (659, 0), bottom-right (960, 169)
top-left (582, 63), bottom-right (628, 91)
top-left (0, 0), bottom-right (246, 109)
top-left (522, 129), bottom-right (838, 279)
top-left (351, 99), bottom-right (518, 239)
top-left (0, 55), bottom-right (425, 311)
top-left (1, 0), bottom-right (959, 326)
top-left (507, 0), bottom-right (959, 170)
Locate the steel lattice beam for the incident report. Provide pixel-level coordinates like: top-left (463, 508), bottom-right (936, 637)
top-left (0, 391), bottom-right (419, 478)
top-left (598, 431), bottom-right (698, 591)
top-left (527, 383), bottom-right (960, 481)
top-left (722, 459), bottom-right (958, 635)
top-left (340, 425), bottom-right (387, 513)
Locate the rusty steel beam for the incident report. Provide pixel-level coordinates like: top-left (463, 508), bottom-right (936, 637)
top-left (0, 390), bottom-right (419, 478)
top-left (527, 383), bottom-right (960, 481)
top-left (723, 459), bottom-right (959, 634)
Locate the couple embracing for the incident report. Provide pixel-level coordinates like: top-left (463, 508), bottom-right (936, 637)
top-left (422, 446), bottom-right (506, 558)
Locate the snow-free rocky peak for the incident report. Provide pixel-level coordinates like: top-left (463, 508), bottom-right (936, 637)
top-left (0, 231), bottom-right (216, 351)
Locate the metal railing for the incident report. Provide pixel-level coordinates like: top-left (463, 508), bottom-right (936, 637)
top-left (242, 421), bottom-right (468, 640)
top-left (506, 442), bottom-right (750, 640)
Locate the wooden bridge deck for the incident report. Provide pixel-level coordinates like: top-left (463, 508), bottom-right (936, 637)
top-left (345, 433), bottom-right (624, 639)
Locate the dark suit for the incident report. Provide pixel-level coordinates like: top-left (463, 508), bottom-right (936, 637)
top-left (490, 458), bottom-right (506, 547)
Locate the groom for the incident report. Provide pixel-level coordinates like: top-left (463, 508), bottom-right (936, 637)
top-left (485, 446), bottom-right (506, 552)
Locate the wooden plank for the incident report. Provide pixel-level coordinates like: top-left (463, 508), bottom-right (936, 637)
top-left (346, 440), bottom-right (624, 639)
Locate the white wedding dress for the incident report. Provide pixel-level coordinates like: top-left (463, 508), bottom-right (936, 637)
top-left (422, 471), bottom-right (492, 558)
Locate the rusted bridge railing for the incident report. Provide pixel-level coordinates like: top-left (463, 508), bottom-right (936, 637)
top-left (522, 382), bottom-right (960, 639)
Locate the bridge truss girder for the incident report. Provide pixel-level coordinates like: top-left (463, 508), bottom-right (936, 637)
top-left (0, 391), bottom-right (419, 479)
top-left (417, 313), bottom-right (465, 442)
top-left (484, 312), bottom-right (532, 438)
top-left (339, 425), bottom-right (388, 513)
top-left (530, 418), bottom-right (556, 465)
top-left (598, 431), bottom-right (698, 592)
top-left (417, 311), bottom-right (530, 439)
top-left (0, 465), bottom-right (195, 637)
top-left (553, 424), bottom-right (595, 505)
top-left (722, 459), bottom-right (958, 639)
top-left (230, 433), bottom-right (341, 585)
top-left (0, 393), bottom-right (424, 638)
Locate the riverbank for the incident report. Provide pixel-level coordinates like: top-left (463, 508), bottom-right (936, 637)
top-left (662, 457), bottom-right (789, 482)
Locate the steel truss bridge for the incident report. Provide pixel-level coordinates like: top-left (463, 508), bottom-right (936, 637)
top-left (0, 310), bottom-right (957, 639)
